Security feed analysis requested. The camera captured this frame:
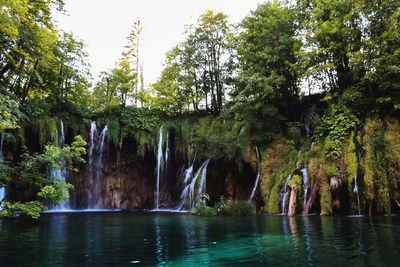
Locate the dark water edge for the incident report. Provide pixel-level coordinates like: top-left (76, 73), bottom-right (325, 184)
top-left (1, 213), bottom-right (400, 267)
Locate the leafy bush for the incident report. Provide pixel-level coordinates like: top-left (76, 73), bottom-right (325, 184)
top-left (0, 201), bottom-right (46, 219)
top-left (38, 180), bottom-right (73, 205)
top-left (191, 204), bottom-right (217, 216)
top-left (121, 107), bottom-right (160, 133)
top-left (215, 199), bottom-right (255, 216)
top-left (315, 104), bottom-right (358, 159)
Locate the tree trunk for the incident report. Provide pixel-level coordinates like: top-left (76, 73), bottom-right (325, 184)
top-left (302, 180), bottom-right (319, 216)
top-left (288, 186), bottom-right (298, 216)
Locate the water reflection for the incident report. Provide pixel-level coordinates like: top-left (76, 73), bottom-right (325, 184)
top-left (1, 214), bottom-right (400, 266)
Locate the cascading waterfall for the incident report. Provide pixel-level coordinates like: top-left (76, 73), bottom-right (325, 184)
top-left (86, 121), bottom-right (108, 209)
top-left (155, 126), bottom-right (163, 210)
top-left (353, 172), bottom-right (361, 216)
top-left (194, 159), bottom-right (210, 206)
top-left (50, 120), bottom-right (69, 210)
top-left (165, 131), bottom-right (170, 177)
top-left (280, 149), bottom-right (303, 214)
top-left (177, 159), bottom-right (210, 210)
top-left (86, 121), bottom-right (97, 207)
top-left (248, 147), bottom-right (260, 202)
top-left (89, 121), bottom-right (97, 164)
top-left (301, 167), bottom-right (309, 208)
top-left (280, 172), bottom-right (293, 214)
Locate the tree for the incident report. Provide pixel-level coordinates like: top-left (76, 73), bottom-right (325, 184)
top-left (146, 10), bottom-right (234, 114)
top-left (122, 19), bottom-right (143, 106)
top-left (230, 2), bottom-right (300, 123)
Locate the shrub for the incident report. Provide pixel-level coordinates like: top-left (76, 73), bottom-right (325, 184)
top-left (215, 199), bottom-right (255, 216)
top-left (191, 204), bottom-right (217, 216)
top-left (0, 201), bottom-right (46, 219)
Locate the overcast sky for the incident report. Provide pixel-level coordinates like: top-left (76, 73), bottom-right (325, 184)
top-left (54, 0), bottom-right (265, 87)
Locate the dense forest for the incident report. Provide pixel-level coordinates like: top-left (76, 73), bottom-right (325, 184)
top-left (1, 0), bottom-right (400, 219)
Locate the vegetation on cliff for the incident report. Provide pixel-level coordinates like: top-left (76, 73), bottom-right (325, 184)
top-left (0, 0), bottom-right (399, 217)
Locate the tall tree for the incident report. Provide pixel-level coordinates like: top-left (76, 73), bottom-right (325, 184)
top-left (230, 2), bottom-right (300, 122)
top-left (122, 19), bottom-right (143, 106)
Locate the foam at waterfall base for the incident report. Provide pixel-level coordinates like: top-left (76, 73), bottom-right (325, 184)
top-left (42, 208), bottom-right (122, 213)
top-left (149, 208), bottom-right (189, 213)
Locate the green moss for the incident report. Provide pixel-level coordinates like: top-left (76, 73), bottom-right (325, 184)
top-left (36, 116), bottom-right (58, 147)
top-left (259, 137), bottom-right (297, 214)
top-left (107, 117), bottom-right (121, 147)
top-left (319, 166), bottom-right (332, 216)
top-left (325, 163), bottom-right (339, 177)
top-left (344, 131), bottom-right (357, 186)
top-left (289, 174), bottom-right (302, 188)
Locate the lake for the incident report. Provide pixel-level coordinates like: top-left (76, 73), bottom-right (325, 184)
top-left (1, 213), bottom-right (400, 266)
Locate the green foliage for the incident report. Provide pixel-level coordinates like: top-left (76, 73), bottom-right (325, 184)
top-left (288, 174), bottom-right (302, 188)
top-left (0, 162), bottom-right (11, 187)
top-left (121, 107), bottom-right (160, 133)
top-left (344, 131), bottom-right (358, 186)
top-left (0, 201), bottom-right (46, 219)
top-left (325, 164), bottom-right (339, 177)
top-left (320, 171), bottom-right (332, 216)
top-left (315, 104), bottom-right (358, 159)
top-left (215, 199), bottom-right (255, 216)
top-left (191, 204), bottom-right (217, 216)
top-left (0, 93), bottom-right (21, 131)
top-left (230, 1), bottom-right (299, 122)
top-left (38, 180), bottom-right (73, 205)
top-left (145, 10), bottom-right (234, 114)
top-left (259, 138), bottom-right (297, 213)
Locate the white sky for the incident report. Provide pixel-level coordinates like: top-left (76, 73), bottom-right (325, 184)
top-left (54, 0), bottom-right (265, 87)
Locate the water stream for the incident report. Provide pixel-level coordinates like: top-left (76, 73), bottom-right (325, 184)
top-left (50, 120), bottom-right (69, 211)
top-left (155, 126), bottom-right (163, 210)
top-left (86, 122), bottom-right (108, 209)
top-left (248, 147), bottom-right (260, 202)
top-left (177, 159), bottom-right (210, 210)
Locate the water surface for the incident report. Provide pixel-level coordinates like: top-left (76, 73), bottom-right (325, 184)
top-left (1, 213), bottom-right (400, 266)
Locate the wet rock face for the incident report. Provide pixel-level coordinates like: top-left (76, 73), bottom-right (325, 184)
top-left (70, 136), bottom-right (177, 210)
top-left (68, 135), bottom-right (258, 210)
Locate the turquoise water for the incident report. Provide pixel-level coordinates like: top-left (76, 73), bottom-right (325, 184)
top-left (1, 213), bottom-right (400, 266)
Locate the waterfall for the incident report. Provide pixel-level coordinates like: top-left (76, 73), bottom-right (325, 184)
top-left (195, 159), bottom-right (210, 206)
top-left (301, 167), bottom-right (309, 208)
top-left (177, 159), bottom-right (210, 210)
top-left (280, 172), bottom-right (293, 214)
top-left (50, 120), bottom-right (70, 210)
top-left (89, 121), bottom-right (97, 164)
top-left (86, 122), bottom-right (107, 209)
top-left (98, 125), bottom-right (108, 166)
top-left (353, 172), bottom-right (361, 216)
top-left (248, 147), bottom-right (260, 202)
top-left (155, 126), bottom-right (163, 210)
top-left (165, 131), bottom-right (170, 177)
top-left (280, 149), bottom-right (303, 214)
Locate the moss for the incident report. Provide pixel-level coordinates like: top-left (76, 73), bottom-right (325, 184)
top-left (363, 118), bottom-right (391, 214)
top-left (289, 174), bottom-right (302, 188)
top-left (259, 137), bottom-right (297, 214)
top-left (325, 163), bottom-right (339, 177)
top-left (384, 117), bottom-right (400, 203)
top-left (319, 166), bottom-right (332, 216)
top-left (36, 117), bottom-right (58, 147)
top-left (107, 117), bottom-right (121, 147)
top-left (344, 131), bottom-right (357, 187)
